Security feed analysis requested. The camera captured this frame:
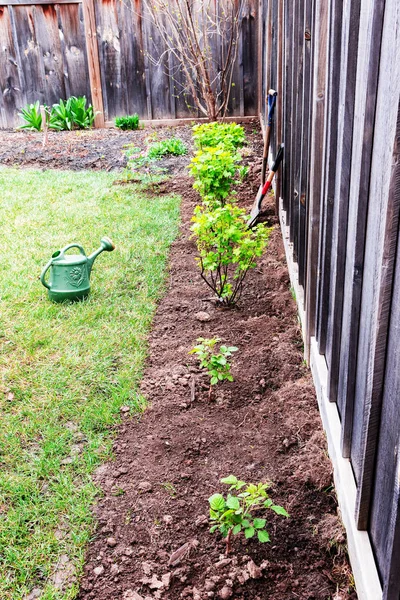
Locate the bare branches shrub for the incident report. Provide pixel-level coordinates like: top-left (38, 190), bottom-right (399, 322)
top-left (142, 0), bottom-right (244, 120)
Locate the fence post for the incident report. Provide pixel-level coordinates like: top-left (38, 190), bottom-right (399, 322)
top-left (82, 0), bottom-right (105, 128)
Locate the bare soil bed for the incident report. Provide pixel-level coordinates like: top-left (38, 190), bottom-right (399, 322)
top-left (80, 157), bottom-right (354, 597)
top-left (1, 123), bottom-right (356, 599)
top-left (0, 125), bottom-right (196, 172)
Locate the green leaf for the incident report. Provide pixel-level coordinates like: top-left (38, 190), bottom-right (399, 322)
top-left (241, 519), bottom-right (251, 528)
top-left (210, 377), bottom-right (218, 385)
top-left (244, 527), bottom-right (255, 539)
top-left (226, 495), bottom-right (240, 510)
top-left (232, 524), bottom-right (242, 535)
top-left (221, 475), bottom-right (238, 485)
top-left (271, 505), bottom-right (289, 517)
top-left (208, 493), bottom-right (225, 512)
top-left (210, 525), bottom-right (218, 533)
top-left (253, 518), bottom-right (266, 529)
top-left (257, 530), bottom-right (270, 543)
top-left (264, 499), bottom-right (273, 508)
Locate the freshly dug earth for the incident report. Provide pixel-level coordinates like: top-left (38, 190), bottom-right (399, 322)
top-left (0, 125), bottom-right (195, 172)
top-left (76, 172), bottom-right (356, 595)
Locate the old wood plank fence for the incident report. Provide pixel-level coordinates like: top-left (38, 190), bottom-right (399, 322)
top-left (0, 0), bottom-right (258, 128)
top-left (260, 0), bottom-right (400, 598)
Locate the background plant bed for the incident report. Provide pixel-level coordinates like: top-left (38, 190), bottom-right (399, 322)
top-left (77, 174), bottom-right (356, 598)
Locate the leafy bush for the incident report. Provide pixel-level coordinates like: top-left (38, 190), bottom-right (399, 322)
top-left (192, 122), bottom-right (245, 150)
top-left (49, 96), bottom-right (95, 131)
top-left (115, 114), bottom-right (140, 130)
top-left (209, 475), bottom-right (289, 554)
top-left (147, 137), bottom-right (188, 159)
top-left (18, 101), bottom-right (43, 131)
top-left (190, 337), bottom-right (237, 398)
top-left (189, 146), bottom-right (241, 207)
top-left (191, 204), bottom-right (270, 305)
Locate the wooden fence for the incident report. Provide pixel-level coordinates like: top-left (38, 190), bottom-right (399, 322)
top-left (0, 0), bottom-right (258, 129)
top-left (260, 0), bottom-right (400, 598)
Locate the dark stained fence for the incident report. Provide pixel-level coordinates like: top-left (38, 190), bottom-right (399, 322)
top-left (0, 0), bottom-right (259, 128)
top-left (261, 0), bottom-right (400, 597)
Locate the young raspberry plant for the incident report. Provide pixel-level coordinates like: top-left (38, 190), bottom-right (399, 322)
top-left (189, 337), bottom-right (237, 400)
top-left (208, 475), bottom-right (289, 554)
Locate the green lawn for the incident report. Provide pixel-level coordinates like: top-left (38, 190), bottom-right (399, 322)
top-left (0, 168), bottom-right (181, 599)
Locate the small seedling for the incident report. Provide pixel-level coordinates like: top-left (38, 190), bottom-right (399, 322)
top-left (162, 482), bottom-right (177, 498)
top-left (208, 475), bottom-right (289, 554)
top-left (122, 145), bottom-right (168, 189)
top-left (189, 337), bottom-right (237, 400)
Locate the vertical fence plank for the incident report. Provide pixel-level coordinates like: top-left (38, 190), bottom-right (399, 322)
top-left (289, 0), bottom-right (301, 256)
top-left (367, 104), bottom-right (400, 592)
top-left (337, 0), bottom-right (385, 456)
top-left (304, 0), bottom-right (328, 353)
top-left (57, 3), bottom-right (91, 102)
top-left (324, 0), bottom-right (360, 395)
top-left (353, 0), bottom-right (400, 526)
top-left (282, 0), bottom-right (292, 213)
top-left (315, 0), bottom-right (342, 353)
top-left (0, 5), bottom-right (23, 127)
top-left (297, 0), bottom-right (312, 290)
top-left (82, 0), bottom-right (104, 126)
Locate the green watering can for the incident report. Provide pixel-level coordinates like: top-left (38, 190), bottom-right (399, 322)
top-left (40, 237), bottom-right (115, 302)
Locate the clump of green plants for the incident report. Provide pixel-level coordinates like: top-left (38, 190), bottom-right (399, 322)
top-left (115, 114), bottom-right (140, 130)
top-left (19, 97), bottom-right (96, 131)
top-left (49, 96), bottom-right (95, 130)
top-left (192, 122), bottom-right (245, 150)
top-left (191, 204), bottom-right (271, 305)
top-left (18, 101), bottom-right (43, 131)
top-left (208, 475), bottom-right (289, 554)
top-left (122, 145), bottom-right (168, 190)
top-left (190, 337), bottom-right (237, 399)
top-left (189, 146), bottom-right (241, 207)
top-left (148, 137), bottom-right (188, 159)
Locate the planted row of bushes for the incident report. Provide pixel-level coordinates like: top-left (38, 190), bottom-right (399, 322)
top-left (189, 122), bottom-right (270, 306)
top-left (188, 125), bottom-right (288, 553)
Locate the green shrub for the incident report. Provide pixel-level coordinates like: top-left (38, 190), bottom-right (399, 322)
top-left (189, 146), bottom-right (241, 207)
top-left (191, 204), bottom-right (270, 306)
top-left (147, 137), bottom-right (188, 159)
top-left (115, 114), bottom-right (140, 130)
top-left (18, 101), bottom-right (44, 131)
top-left (209, 475), bottom-right (289, 554)
top-left (122, 145), bottom-right (167, 189)
top-left (49, 96), bottom-right (95, 130)
top-left (189, 337), bottom-right (237, 399)
top-left (192, 122), bottom-right (245, 150)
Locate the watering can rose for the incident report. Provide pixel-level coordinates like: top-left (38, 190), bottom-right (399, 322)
top-left (40, 236), bottom-right (115, 302)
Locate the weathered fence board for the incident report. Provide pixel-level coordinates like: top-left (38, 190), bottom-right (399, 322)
top-left (315, 0), bottom-right (342, 355)
top-left (0, 0), bottom-right (91, 127)
top-left (324, 0), bottom-right (360, 402)
top-left (262, 0), bottom-right (400, 595)
top-left (304, 0), bottom-right (327, 347)
top-left (337, 0), bottom-right (385, 458)
top-left (0, 0), bottom-right (258, 127)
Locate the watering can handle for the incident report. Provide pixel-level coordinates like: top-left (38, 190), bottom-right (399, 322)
top-left (40, 260), bottom-right (53, 290)
top-left (59, 243), bottom-right (87, 258)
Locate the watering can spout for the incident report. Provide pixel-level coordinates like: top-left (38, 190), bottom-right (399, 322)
top-left (87, 236), bottom-right (115, 276)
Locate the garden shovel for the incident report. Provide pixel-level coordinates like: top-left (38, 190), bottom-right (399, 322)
top-left (261, 89), bottom-right (278, 185)
top-left (247, 143), bottom-right (284, 228)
